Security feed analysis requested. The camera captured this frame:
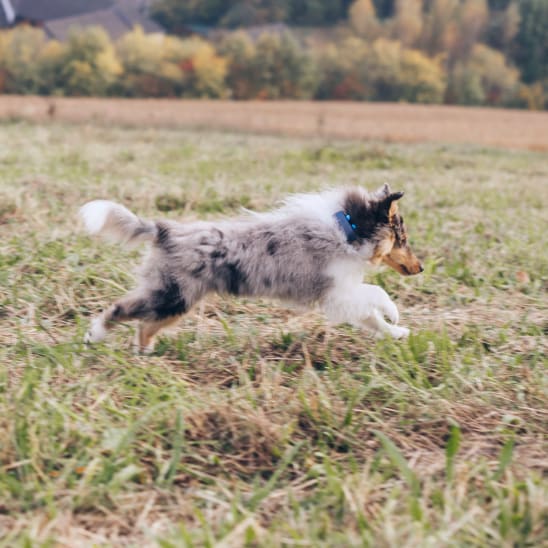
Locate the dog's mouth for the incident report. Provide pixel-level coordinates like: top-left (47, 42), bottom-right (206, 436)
top-left (399, 263), bottom-right (410, 275)
top-left (399, 263), bottom-right (424, 276)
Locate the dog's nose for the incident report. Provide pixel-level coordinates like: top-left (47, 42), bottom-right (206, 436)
top-left (419, 264), bottom-right (424, 273)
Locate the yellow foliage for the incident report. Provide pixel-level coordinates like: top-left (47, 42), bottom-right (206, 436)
top-left (349, 0), bottom-right (381, 39)
top-left (61, 27), bottom-right (122, 95)
top-left (191, 42), bottom-right (227, 97)
top-left (518, 82), bottom-right (545, 110)
top-left (400, 48), bottom-right (445, 103)
top-left (393, 0), bottom-right (423, 47)
top-left (116, 31), bottom-right (227, 97)
top-left (96, 48), bottom-right (122, 78)
top-left (448, 43), bottom-right (520, 105)
top-left (365, 39), bottom-right (445, 103)
top-left (117, 26), bottom-right (164, 73)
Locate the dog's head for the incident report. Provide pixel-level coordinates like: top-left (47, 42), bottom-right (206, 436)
top-left (343, 184), bottom-right (423, 276)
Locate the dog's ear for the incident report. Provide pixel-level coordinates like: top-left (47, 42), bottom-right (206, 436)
top-left (375, 183), bottom-right (392, 198)
top-left (379, 191), bottom-right (404, 220)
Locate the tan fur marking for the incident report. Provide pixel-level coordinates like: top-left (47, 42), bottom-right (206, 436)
top-left (136, 317), bottom-right (180, 353)
top-left (382, 245), bottom-right (423, 276)
top-left (388, 201), bottom-right (399, 221)
top-left (370, 229), bottom-right (395, 264)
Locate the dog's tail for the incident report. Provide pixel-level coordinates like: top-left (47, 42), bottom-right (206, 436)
top-left (79, 200), bottom-right (157, 246)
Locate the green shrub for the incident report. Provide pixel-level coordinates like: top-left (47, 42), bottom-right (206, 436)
top-left (316, 37), bottom-right (445, 103)
top-left (60, 27), bottom-right (122, 96)
top-left (222, 30), bottom-right (318, 99)
top-left (447, 44), bottom-right (520, 106)
top-left (0, 26), bottom-right (53, 94)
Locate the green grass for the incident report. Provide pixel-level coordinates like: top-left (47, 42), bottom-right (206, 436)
top-left (0, 121), bottom-right (546, 547)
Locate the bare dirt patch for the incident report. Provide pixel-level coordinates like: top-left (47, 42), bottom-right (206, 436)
top-left (1, 96), bottom-right (547, 151)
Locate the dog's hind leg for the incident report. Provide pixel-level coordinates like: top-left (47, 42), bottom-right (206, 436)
top-left (85, 281), bottom-right (193, 351)
top-left (133, 316), bottom-right (181, 355)
top-left (84, 292), bottom-right (152, 345)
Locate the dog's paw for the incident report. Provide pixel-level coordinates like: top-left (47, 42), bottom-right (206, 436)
top-left (131, 342), bottom-right (156, 356)
top-left (374, 325), bottom-right (410, 340)
top-left (84, 317), bottom-right (107, 344)
top-left (389, 325), bottom-right (410, 339)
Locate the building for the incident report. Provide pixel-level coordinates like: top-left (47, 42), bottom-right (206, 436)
top-left (0, 0), bottom-right (163, 40)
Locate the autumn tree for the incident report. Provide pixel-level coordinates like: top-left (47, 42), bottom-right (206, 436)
top-left (0, 26), bottom-right (54, 94)
top-left (178, 37), bottom-right (228, 98)
top-left (250, 31), bottom-right (318, 99)
top-left (349, 0), bottom-right (381, 40)
top-left (218, 31), bottom-right (257, 98)
top-left (116, 28), bottom-right (183, 96)
top-left (421, 0), bottom-right (458, 56)
top-left (391, 0), bottom-right (423, 48)
top-left (455, 0), bottom-right (488, 60)
top-left (447, 43), bottom-right (519, 105)
top-left (60, 27), bottom-right (122, 96)
top-left (514, 0), bottom-right (548, 84)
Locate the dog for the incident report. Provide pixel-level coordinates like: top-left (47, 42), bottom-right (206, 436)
top-left (79, 184), bottom-right (422, 353)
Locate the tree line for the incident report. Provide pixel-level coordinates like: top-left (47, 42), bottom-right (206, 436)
top-left (0, 0), bottom-right (545, 108)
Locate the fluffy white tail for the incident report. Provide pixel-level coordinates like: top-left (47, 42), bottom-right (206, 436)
top-left (79, 200), bottom-right (157, 245)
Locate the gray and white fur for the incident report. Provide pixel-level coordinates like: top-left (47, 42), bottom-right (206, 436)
top-left (80, 185), bottom-right (422, 353)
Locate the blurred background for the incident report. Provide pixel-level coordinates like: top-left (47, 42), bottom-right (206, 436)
top-left (0, 0), bottom-right (546, 108)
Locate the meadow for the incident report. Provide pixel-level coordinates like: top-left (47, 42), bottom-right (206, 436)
top-left (0, 120), bottom-right (546, 546)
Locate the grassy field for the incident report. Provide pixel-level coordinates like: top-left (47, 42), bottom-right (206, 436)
top-left (0, 121), bottom-right (546, 547)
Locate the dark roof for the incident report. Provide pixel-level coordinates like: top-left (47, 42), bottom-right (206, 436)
top-left (43, 5), bottom-right (163, 41)
top-left (245, 23), bottom-right (290, 41)
top-left (114, 4), bottom-right (162, 34)
top-left (13, 0), bottom-right (114, 21)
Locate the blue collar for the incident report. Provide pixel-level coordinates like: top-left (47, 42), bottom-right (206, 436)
top-left (334, 211), bottom-right (358, 243)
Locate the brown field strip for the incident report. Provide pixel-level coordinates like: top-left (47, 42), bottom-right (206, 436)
top-left (1, 96), bottom-right (547, 150)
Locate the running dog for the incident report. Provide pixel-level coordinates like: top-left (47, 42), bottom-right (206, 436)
top-left (80, 184), bottom-right (422, 353)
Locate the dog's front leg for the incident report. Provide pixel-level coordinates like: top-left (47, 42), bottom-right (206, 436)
top-left (322, 284), bottom-right (409, 339)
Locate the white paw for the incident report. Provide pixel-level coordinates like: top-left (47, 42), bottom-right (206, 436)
top-left (389, 325), bottom-right (410, 339)
top-left (84, 316), bottom-right (107, 344)
top-left (374, 325), bottom-right (410, 340)
top-left (131, 342), bottom-right (155, 355)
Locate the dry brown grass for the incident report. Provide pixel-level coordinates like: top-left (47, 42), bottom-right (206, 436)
top-left (1, 96), bottom-right (548, 151)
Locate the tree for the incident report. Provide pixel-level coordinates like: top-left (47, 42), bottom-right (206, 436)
top-left (179, 38), bottom-right (228, 98)
top-left (362, 38), bottom-right (445, 103)
top-left (288, 0), bottom-right (351, 25)
top-left (60, 27), bottom-right (122, 96)
top-left (0, 26), bottom-right (52, 94)
top-left (447, 43), bottom-right (519, 105)
top-left (315, 37), bottom-right (371, 99)
top-left (315, 36), bottom-right (444, 103)
top-left (421, 0), bottom-right (458, 56)
top-left (514, 0), bottom-right (548, 84)
top-left (485, 1), bottom-right (520, 53)
top-left (391, 0), bottom-right (423, 48)
top-left (151, 0), bottom-right (238, 31)
top-left (456, 0), bottom-right (488, 60)
top-left (116, 28), bottom-right (183, 96)
top-left (349, 0), bottom-right (381, 40)
top-left (250, 31), bottom-right (318, 98)
top-left (219, 31), bottom-right (257, 98)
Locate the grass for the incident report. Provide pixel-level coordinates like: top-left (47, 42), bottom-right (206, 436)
top-left (0, 121), bottom-right (546, 547)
